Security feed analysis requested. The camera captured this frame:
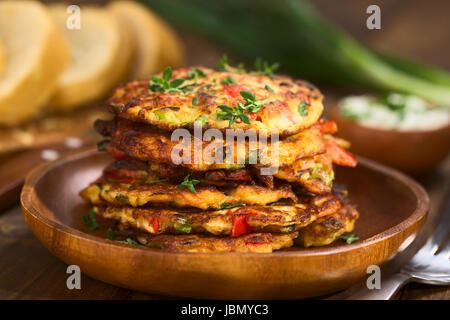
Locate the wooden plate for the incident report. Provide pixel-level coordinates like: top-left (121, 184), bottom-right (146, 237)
top-left (21, 149), bottom-right (429, 299)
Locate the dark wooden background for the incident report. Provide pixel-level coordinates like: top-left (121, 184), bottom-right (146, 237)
top-left (0, 0), bottom-right (448, 300)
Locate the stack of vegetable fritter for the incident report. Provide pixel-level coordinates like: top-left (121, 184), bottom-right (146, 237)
top-left (81, 65), bottom-right (359, 253)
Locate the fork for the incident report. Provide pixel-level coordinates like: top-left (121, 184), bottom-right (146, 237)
top-left (349, 205), bottom-right (450, 300)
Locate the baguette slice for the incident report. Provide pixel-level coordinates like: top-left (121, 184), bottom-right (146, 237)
top-left (108, 1), bottom-right (184, 79)
top-left (0, 40), bottom-right (4, 76)
top-left (48, 5), bottom-right (133, 111)
top-left (0, 1), bottom-right (69, 125)
top-left (108, 0), bottom-right (160, 79)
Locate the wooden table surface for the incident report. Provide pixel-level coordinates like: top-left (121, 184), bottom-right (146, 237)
top-left (0, 0), bottom-right (449, 300)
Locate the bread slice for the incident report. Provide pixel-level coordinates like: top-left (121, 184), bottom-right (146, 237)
top-left (152, 9), bottom-right (185, 72)
top-left (0, 1), bottom-right (69, 125)
top-left (108, 1), bottom-right (184, 79)
top-left (0, 40), bottom-right (4, 76)
top-left (108, 1), bottom-right (160, 79)
top-left (48, 4), bottom-right (133, 111)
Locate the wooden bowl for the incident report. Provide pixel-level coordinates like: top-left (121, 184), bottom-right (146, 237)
top-left (330, 106), bottom-right (450, 175)
top-left (21, 149), bottom-right (429, 299)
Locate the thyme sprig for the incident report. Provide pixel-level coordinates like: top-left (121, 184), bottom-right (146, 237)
top-left (149, 66), bottom-right (186, 93)
top-left (339, 234), bottom-right (359, 244)
top-left (254, 58), bottom-right (280, 78)
top-left (218, 54), bottom-right (246, 73)
top-left (178, 174), bottom-right (200, 193)
top-left (217, 90), bottom-right (264, 127)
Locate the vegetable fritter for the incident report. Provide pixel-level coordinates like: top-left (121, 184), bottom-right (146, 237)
top-left (93, 194), bottom-right (341, 236)
top-left (96, 118), bottom-right (356, 193)
top-left (295, 204), bottom-right (359, 247)
top-left (98, 118), bottom-right (326, 171)
top-left (107, 67), bottom-right (323, 137)
top-left (136, 232), bottom-right (298, 253)
top-left (81, 179), bottom-right (298, 210)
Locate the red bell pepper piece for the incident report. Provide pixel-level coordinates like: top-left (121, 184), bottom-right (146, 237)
top-left (225, 84), bottom-right (246, 98)
top-left (231, 213), bottom-right (256, 237)
top-left (248, 112), bottom-right (262, 122)
top-left (151, 217), bottom-right (159, 233)
top-left (227, 169), bottom-right (252, 181)
top-left (312, 119), bottom-right (338, 134)
top-left (107, 145), bottom-right (128, 160)
top-left (325, 140), bottom-right (357, 167)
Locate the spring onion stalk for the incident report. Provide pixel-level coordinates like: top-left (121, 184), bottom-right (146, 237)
top-left (141, 0), bottom-right (450, 106)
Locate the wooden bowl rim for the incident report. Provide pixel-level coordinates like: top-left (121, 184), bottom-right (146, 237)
top-left (332, 103), bottom-right (450, 134)
top-left (21, 148), bottom-right (429, 258)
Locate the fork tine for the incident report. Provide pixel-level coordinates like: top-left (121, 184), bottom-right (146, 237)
top-left (436, 236), bottom-right (450, 259)
top-left (423, 203), bottom-right (450, 255)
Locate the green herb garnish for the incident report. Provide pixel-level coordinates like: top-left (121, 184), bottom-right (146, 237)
top-left (298, 101), bottom-right (309, 117)
top-left (182, 115), bottom-right (208, 127)
top-left (281, 224), bottom-right (296, 232)
top-left (107, 228), bottom-right (115, 241)
top-left (106, 228), bottom-right (143, 247)
top-left (82, 209), bottom-right (99, 231)
top-left (265, 84), bottom-right (274, 92)
top-left (115, 193), bottom-right (130, 204)
top-left (254, 58), bottom-right (279, 78)
top-left (97, 140), bottom-right (110, 152)
top-left (240, 90), bottom-right (263, 112)
top-left (116, 238), bottom-right (143, 247)
top-left (189, 68), bottom-right (206, 79)
top-left (222, 76), bottom-right (237, 85)
top-left (339, 234), bottom-right (359, 244)
top-left (149, 66), bottom-right (185, 93)
top-left (192, 97), bottom-right (199, 106)
top-left (178, 174), bottom-right (200, 193)
top-left (218, 54), bottom-right (246, 73)
top-left (216, 91), bottom-right (263, 127)
top-left (219, 202), bottom-right (246, 209)
top-left (217, 104), bottom-right (250, 127)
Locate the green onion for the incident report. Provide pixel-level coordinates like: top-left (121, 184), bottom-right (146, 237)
top-left (173, 215), bottom-right (192, 233)
top-left (298, 101), bottom-right (308, 117)
top-left (310, 163), bottom-right (334, 186)
top-left (219, 202), bottom-right (246, 209)
top-left (142, 0), bottom-right (450, 106)
top-left (115, 193), bottom-right (130, 204)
